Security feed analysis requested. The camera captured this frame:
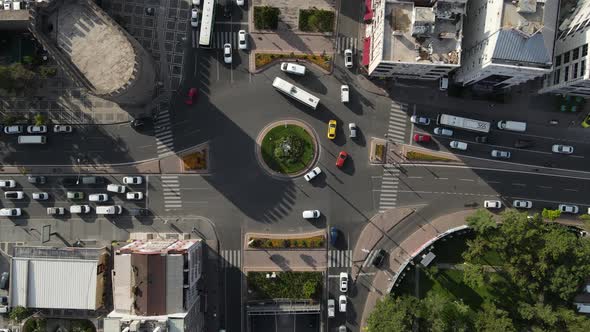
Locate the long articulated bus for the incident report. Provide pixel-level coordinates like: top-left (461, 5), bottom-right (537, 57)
top-left (272, 77), bottom-right (320, 110)
top-left (199, 0), bottom-right (215, 47)
top-left (436, 113), bottom-right (491, 133)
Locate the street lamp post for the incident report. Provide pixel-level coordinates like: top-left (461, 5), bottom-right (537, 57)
top-left (75, 158), bottom-right (81, 184)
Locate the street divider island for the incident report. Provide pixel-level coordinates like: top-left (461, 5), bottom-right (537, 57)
top-left (248, 235), bottom-right (325, 249)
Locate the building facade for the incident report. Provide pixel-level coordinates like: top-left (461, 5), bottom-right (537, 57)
top-left (365, 0), bottom-right (465, 80)
top-left (539, 1), bottom-right (590, 97)
top-left (104, 240), bottom-right (204, 332)
top-left (454, 0), bottom-right (558, 89)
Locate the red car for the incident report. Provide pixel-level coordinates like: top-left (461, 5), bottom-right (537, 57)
top-left (413, 133), bottom-right (431, 143)
top-left (185, 88), bottom-right (198, 105)
top-left (336, 151), bottom-right (348, 168)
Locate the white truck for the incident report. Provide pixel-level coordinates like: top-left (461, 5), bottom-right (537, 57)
top-left (280, 62), bottom-right (306, 76)
top-left (437, 113), bottom-right (490, 133)
top-left (340, 85), bottom-right (349, 103)
top-left (327, 299), bottom-right (335, 318)
top-left (497, 120), bottom-right (526, 132)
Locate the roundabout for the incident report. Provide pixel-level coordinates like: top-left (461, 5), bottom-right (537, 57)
top-left (256, 119), bottom-right (320, 179)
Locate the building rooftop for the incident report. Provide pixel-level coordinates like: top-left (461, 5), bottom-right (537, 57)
top-left (118, 239), bottom-right (200, 255)
top-left (491, 0), bottom-right (557, 66)
top-left (383, 0), bottom-right (463, 65)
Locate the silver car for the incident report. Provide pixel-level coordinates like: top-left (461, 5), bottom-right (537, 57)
top-left (344, 49), bottom-right (353, 68)
top-left (303, 167), bottom-right (322, 182)
top-left (348, 123), bottom-right (357, 138)
top-left (491, 150), bottom-right (511, 159)
top-left (552, 144), bottom-right (574, 154)
top-left (224, 43), bottom-right (232, 64)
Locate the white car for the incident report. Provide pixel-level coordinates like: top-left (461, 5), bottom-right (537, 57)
top-left (70, 205), bottom-right (91, 214)
top-left (349, 123), bottom-right (357, 138)
top-left (327, 299), bottom-right (335, 318)
top-left (339, 272), bottom-right (348, 292)
top-left (3, 2), bottom-right (10, 11)
top-left (338, 295), bottom-right (347, 312)
top-left (5, 191), bottom-right (24, 199)
top-left (47, 207), bottom-right (65, 215)
top-left (223, 43), bottom-right (232, 64)
top-left (304, 167), bottom-right (322, 182)
top-left (236, 0), bottom-right (244, 6)
top-left (89, 193), bottom-right (109, 202)
top-left (53, 125), bottom-right (73, 133)
top-left (344, 49), bottom-right (353, 68)
top-left (107, 184), bottom-right (126, 193)
top-left (0, 180), bottom-right (16, 188)
top-left (0, 208), bottom-right (21, 217)
top-left (27, 125), bottom-right (47, 134)
top-left (513, 200), bottom-right (532, 209)
top-left (491, 150), bottom-right (511, 159)
top-left (32, 192), bottom-right (49, 200)
top-left (190, 8), bottom-right (200, 28)
top-left (552, 144), bottom-right (574, 154)
top-left (484, 200), bottom-right (502, 209)
top-left (302, 210), bottom-right (320, 219)
top-left (3, 125), bottom-right (22, 134)
top-left (559, 204), bottom-right (579, 214)
top-left (434, 127), bottom-right (453, 136)
top-left (192, 0), bottom-right (200, 5)
top-left (126, 192), bottom-right (144, 200)
top-left (123, 176), bottom-right (143, 185)
top-left (410, 115), bottom-right (430, 126)
top-left (238, 30), bottom-right (248, 50)
top-left (449, 141), bottom-right (467, 150)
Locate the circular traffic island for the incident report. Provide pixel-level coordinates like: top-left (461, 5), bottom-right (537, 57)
top-left (258, 121), bottom-right (318, 178)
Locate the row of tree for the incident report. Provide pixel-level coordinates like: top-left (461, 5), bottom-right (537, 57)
top-left (366, 210), bottom-right (590, 331)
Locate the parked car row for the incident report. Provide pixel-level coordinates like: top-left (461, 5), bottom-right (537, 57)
top-left (484, 199), bottom-right (585, 214)
top-left (3, 124), bottom-right (73, 134)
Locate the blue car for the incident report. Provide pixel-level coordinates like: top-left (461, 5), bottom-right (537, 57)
top-left (330, 227), bottom-right (339, 246)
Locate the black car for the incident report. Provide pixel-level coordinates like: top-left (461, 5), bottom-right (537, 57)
top-left (0, 296), bottom-right (7, 305)
top-left (514, 139), bottom-right (534, 148)
top-left (129, 208), bottom-right (151, 217)
top-left (61, 177), bottom-right (79, 186)
top-left (475, 136), bottom-right (488, 144)
top-left (372, 249), bottom-right (387, 267)
top-left (224, 5), bottom-right (231, 17)
top-left (0, 272), bottom-right (9, 290)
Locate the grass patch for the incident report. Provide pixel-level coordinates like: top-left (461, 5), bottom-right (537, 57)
top-left (248, 271), bottom-right (323, 300)
top-left (406, 151), bottom-right (455, 162)
top-left (255, 52), bottom-right (332, 71)
top-left (261, 124), bottom-right (314, 174)
top-left (248, 235), bottom-right (325, 249)
top-left (254, 6), bottom-right (280, 30)
top-left (299, 8), bottom-right (335, 32)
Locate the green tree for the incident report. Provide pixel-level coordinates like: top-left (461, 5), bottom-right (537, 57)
top-left (8, 305), bottom-right (31, 322)
top-left (420, 291), bottom-right (473, 332)
top-left (542, 208), bottom-right (561, 221)
top-left (34, 113), bottom-right (46, 126)
top-left (466, 209), bottom-right (496, 235)
top-left (474, 301), bottom-right (515, 332)
top-left (366, 295), bottom-right (420, 332)
top-left (254, 6), bottom-right (280, 30)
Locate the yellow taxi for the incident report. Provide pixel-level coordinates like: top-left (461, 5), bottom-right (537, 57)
top-left (327, 120), bottom-right (337, 139)
top-left (582, 113), bottom-right (590, 128)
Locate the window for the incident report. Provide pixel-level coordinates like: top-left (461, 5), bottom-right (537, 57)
top-left (553, 69), bottom-right (560, 84)
top-left (574, 63), bottom-right (579, 78)
top-left (581, 60), bottom-right (586, 78)
top-left (565, 66), bottom-right (570, 81)
top-left (584, 44), bottom-right (588, 57)
top-left (555, 54), bottom-right (561, 66)
top-left (573, 48), bottom-right (580, 60)
top-left (564, 51), bottom-right (571, 63)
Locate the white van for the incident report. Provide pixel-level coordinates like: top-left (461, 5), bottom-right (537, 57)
top-left (70, 205), bottom-right (91, 214)
top-left (497, 120), bottom-right (526, 132)
top-left (96, 205), bottom-right (123, 215)
top-left (439, 76), bottom-right (449, 91)
top-left (450, 141), bottom-right (467, 150)
top-left (12, 1), bottom-right (20, 10)
top-left (340, 85), bottom-right (349, 103)
top-left (18, 135), bottom-right (46, 144)
top-left (280, 62), bottom-right (306, 76)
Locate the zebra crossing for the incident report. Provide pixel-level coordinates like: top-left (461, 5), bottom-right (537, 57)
top-left (221, 249), bottom-right (241, 269)
top-left (386, 101), bottom-right (409, 143)
top-left (336, 36), bottom-right (358, 54)
top-left (162, 175), bottom-right (182, 211)
top-left (328, 250), bottom-right (352, 268)
top-left (209, 31), bottom-right (240, 49)
top-left (154, 104), bottom-right (175, 158)
top-left (379, 165), bottom-right (400, 213)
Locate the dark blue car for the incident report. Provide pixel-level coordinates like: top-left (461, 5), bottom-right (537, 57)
top-left (330, 227), bottom-right (338, 246)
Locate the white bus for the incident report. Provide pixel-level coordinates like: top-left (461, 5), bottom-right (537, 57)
top-left (199, 0), bottom-right (215, 47)
top-left (272, 77), bottom-right (320, 110)
top-left (18, 135), bottom-right (46, 144)
top-left (437, 113), bottom-right (490, 133)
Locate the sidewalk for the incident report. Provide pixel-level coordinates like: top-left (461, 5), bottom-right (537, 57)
top-left (0, 158), bottom-right (161, 175)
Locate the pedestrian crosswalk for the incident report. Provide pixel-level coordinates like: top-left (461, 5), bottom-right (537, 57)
top-left (154, 103), bottom-right (175, 158)
top-left (209, 31), bottom-right (240, 49)
top-left (221, 249), bottom-right (241, 269)
top-left (386, 101), bottom-right (409, 143)
top-left (379, 165), bottom-right (400, 213)
top-left (162, 175), bottom-right (182, 211)
top-left (336, 36), bottom-right (358, 54)
top-left (328, 250), bottom-right (352, 268)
